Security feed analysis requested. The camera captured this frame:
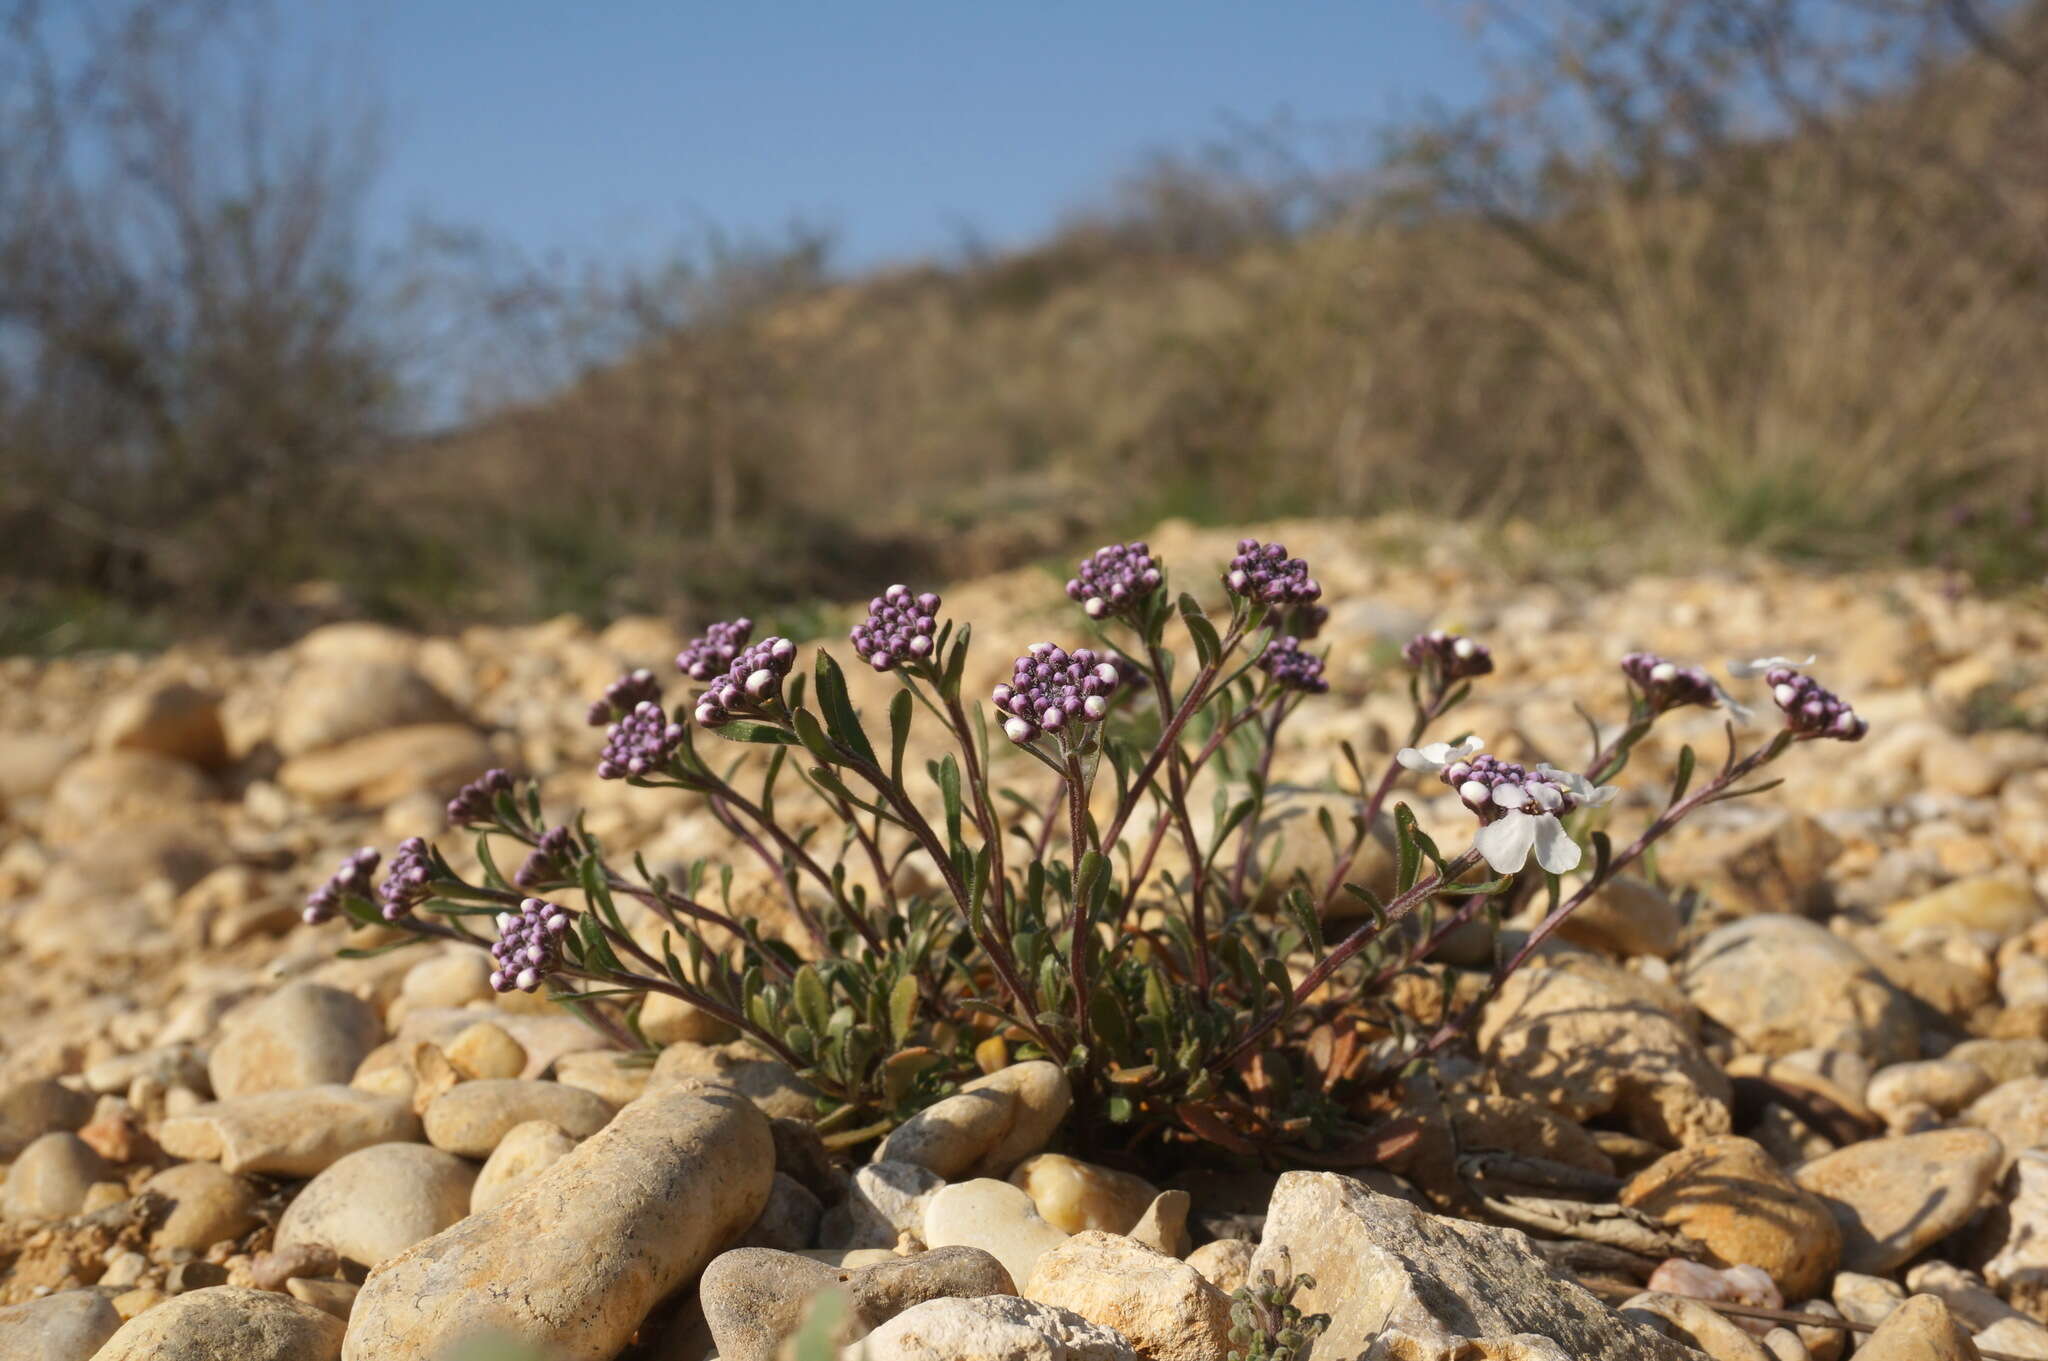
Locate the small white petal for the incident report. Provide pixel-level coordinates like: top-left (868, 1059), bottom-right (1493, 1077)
top-left (1452, 637), bottom-right (1476, 658)
top-left (1475, 813), bottom-right (1537, 874)
top-left (1727, 653), bottom-right (1816, 678)
top-left (1398, 735), bottom-right (1483, 773)
top-left (1458, 779), bottom-right (1491, 805)
top-left (1491, 783), bottom-right (1529, 810)
top-left (1528, 782), bottom-right (1563, 810)
top-left (1531, 814), bottom-right (1583, 874)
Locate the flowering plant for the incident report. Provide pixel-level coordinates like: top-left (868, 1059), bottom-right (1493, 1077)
top-left (306, 535), bottom-right (1859, 1159)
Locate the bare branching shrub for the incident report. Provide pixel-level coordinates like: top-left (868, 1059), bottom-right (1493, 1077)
top-left (0, 0), bottom-right (396, 616)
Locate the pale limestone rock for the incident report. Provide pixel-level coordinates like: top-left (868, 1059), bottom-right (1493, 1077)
top-left (924, 1178), bottom-right (1071, 1290)
top-left (1479, 961), bottom-right (1733, 1145)
top-left (1851, 1294), bottom-right (1978, 1361)
top-left (144, 1162), bottom-right (261, 1252)
top-left (1024, 1231), bottom-right (1233, 1361)
top-left (157, 1085), bottom-right (420, 1176)
top-left (208, 983), bottom-right (383, 1101)
top-left (1682, 915), bottom-right (1918, 1065)
top-left (274, 1142), bottom-right (477, 1268)
top-left (94, 680), bottom-right (228, 769)
top-left (0, 1288), bottom-right (123, 1361)
top-left (1249, 1171), bottom-right (1702, 1361)
top-left (442, 1021), bottom-right (527, 1080)
top-left (1185, 1238), bottom-right (1253, 1292)
top-left (1618, 1292), bottom-right (1774, 1361)
top-left (420, 1077), bottom-right (613, 1156)
top-left (1, 1132), bottom-right (111, 1222)
top-left (853, 1295), bottom-right (1136, 1361)
top-left (92, 1286), bottom-right (343, 1361)
top-left (1008, 1153), bottom-right (1160, 1235)
top-left (469, 1118), bottom-right (578, 1213)
top-left (343, 1083), bottom-right (771, 1361)
top-left (701, 1244), bottom-right (1014, 1361)
top-left (1792, 1128), bottom-right (2002, 1274)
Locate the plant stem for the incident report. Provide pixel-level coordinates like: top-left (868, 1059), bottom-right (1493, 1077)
top-left (1404, 743), bottom-right (1782, 1069)
top-left (1217, 848), bottom-right (1484, 1068)
top-left (1314, 684), bottom-right (1457, 918)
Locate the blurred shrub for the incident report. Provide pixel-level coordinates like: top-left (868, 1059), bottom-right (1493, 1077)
top-left (6, 0), bottom-right (2047, 651)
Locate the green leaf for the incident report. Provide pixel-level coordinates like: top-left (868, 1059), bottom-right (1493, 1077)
top-left (1178, 593), bottom-right (1221, 667)
top-left (1669, 744), bottom-right (1697, 805)
top-left (888, 974), bottom-right (919, 1045)
top-left (794, 965), bottom-right (831, 1035)
top-left (705, 719), bottom-right (801, 746)
top-left (792, 708), bottom-right (839, 767)
top-left (934, 755), bottom-right (963, 851)
top-left (888, 690), bottom-right (913, 785)
top-left (337, 935), bottom-right (430, 961)
top-left (814, 651), bottom-right (877, 767)
top-left (1394, 803), bottom-right (1422, 893)
top-left (475, 835), bottom-right (512, 894)
top-left (1282, 886), bottom-right (1324, 957)
top-left (942, 622), bottom-right (972, 701)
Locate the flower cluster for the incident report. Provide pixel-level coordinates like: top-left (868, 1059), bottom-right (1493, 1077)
top-left (1258, 636), bottom-right (1329, 694)
top-left (1398, 737), bottom-right (1613, 874)
top-left (1762, 666), bottom-right (1867, 741)
top-left (1621, 652), bottom-right (1722, 715)
top-left (1066, 542), bottom-right (1164, 619)
top-left (993, 643), bottom-right (1121, 744)
top-left (489, 897), bottom-right (574, 993)
top-left (1224, 540), bottom-right (1322, 606)
top-left (585, 669), bottom-right (663, 727)
top-left (1403, 630), bottom-right (1494, 687)
top-left (692, 635), bottom-right (799, 728)
top-left (597, 700), bottom-right (684, 779)
top-left (850, 585), bottom-right (942, 672)
top-left (515, 825), bottom-right (576, 889)
top-left (676, 618), bottom-right (754, 682)
top-left (378, 836), bottom-right (433, 920)
top-left (446, 767), bottom-right (515, 827)
top-left (302, 847), bottom-right (378, 925)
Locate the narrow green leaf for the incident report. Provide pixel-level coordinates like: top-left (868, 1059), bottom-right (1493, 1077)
top-left (888, 690), bottom-right (913, 785)
top-left (814, 651), bottom-right (876, 767)
top-left (1179, 593), bottom-right (1221, 667)
top-left (888, 974), bottom-right (919, 1045)
top-left (792, 708), bottom-right (839, 767)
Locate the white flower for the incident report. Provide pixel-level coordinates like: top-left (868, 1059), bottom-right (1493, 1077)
top-left (1726, 654), bottom-right (1816, 679)
top-left (1395, 735), bottom-right (1484, 773)
top-left (1472, 765), bottom-right (1616, 876)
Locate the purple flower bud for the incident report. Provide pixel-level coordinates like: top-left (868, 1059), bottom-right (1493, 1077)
top-left (1402, 630), bottom-right (1494, 686)
top-left (1224, 540), bottom-right (1321, 606)
top-left (1762, 667), bottom-right (1867, 742)
top-left (598, 699), bottom-right (683, 779)
top-left (676, 619), bottom-right (754, 682)
top-left (489, 896), bottom-right (575, 993)
top-left (850, 584), bottom-right (944, 672)
top-left (1066, 542), bottom-right (1165, 620)
top-left (585, 669), bottom-right (663, 727)
top-left (446, 767), bottom-right (516, 827)
top-left (1620, 652), bottom-right (1720, 715)
top-left (514, 826), bottom-right (576, 889)
top-left (377, 837), bottom-right (434, 921)
top-left (303, 846), bottom-right (380, 925)
top-left (996, 643), bottom-right (1121, 743)
top-left (1258, 636), bottom-right (1330, 694)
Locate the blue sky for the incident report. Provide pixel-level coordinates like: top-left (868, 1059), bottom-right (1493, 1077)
top-left (307, 2), bottom-right (1491, 271)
